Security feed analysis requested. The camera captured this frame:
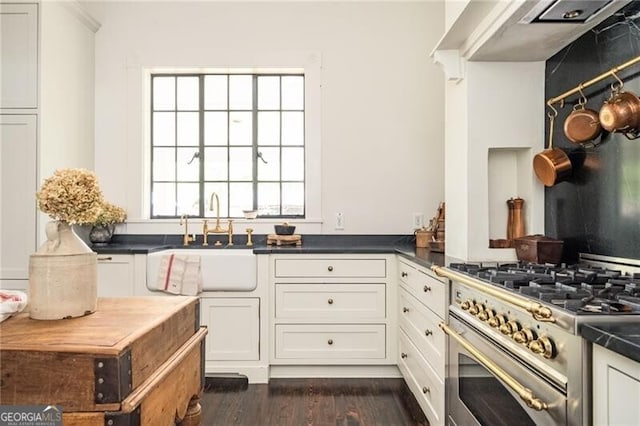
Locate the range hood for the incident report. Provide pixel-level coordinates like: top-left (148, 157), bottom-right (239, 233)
top-left (433, 0), bottom-right (631, 61)
top-left (521, 0), bottom-right (614, 23)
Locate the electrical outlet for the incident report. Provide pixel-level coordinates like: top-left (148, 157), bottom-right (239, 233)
top-left (412, 213), bottom-right (424, 229)
top-left (335, 212), bottom-right (344, 230)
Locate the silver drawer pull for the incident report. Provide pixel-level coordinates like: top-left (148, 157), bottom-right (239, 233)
top-left (97, 256), bottom-right (113, 261)
top-left (402, 307), bottom-right (410, 313)
top-left (422, 387), bottom-right (430, 394)
top-left (328, 298), bottom-right (334, 305)
top-left (423, 285), bottom-right (431, 292)
top-left (328, 339), bottom-right (334, 345)
top-left (401, 352), bottom-right (408, 359)
top-left (327, 265), bottom-right (334, 272)
top-left (401, 271), bottom-right (408, 277)
top-left (425, 329), bottom-right (433, 336)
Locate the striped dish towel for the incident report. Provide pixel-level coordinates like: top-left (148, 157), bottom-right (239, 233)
top-left (156, 254), bottom-right (202, 296)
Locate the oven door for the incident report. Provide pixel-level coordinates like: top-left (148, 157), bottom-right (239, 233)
top-left (444, 314), bottom-right (567, 426)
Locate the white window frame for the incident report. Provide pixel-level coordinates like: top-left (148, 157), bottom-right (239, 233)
top-left (124, 51), bottom-right (322, 233)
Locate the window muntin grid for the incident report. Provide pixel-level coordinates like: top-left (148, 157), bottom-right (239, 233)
top-left (150, 73), bottom-right (305, 219)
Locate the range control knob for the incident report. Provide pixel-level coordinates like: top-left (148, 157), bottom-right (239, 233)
top-left (513, 328), bottom-right (536, 344)
top-left (477, 309), bottom-right (495, 322)
top-left (499, 320), bottom-right (520, 336)
top-left (469, 303), bottom-right (485, 316)
top-left (460, 300), bottom-right (473, 310)
top-left (488, 314), bottom-right (506, 328)
top-left (528, 336), bottom-right (555, 359)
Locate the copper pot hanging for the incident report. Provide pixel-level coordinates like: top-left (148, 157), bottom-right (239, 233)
top-left (534, 111), bottom-right (572, 187)
top-left (563, 86), bottom-right (602, 144)
top-left (598, 72), bottom-right (640, 140)
top-left (599, 89), bottom-right (640, 139)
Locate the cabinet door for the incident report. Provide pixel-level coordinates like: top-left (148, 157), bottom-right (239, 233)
top-left (0, 4), bottom-right (38, 109)
top-left (96, 254), bottom-right (135, 297)
top-left (201, 298), bottom-right (259, 361)
top-left (1, 115), bottom-right (37, 287)
top-left (593, 344), bottom-right (640, 425)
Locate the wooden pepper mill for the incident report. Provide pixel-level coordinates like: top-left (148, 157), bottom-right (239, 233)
top-left (507, 198), bottom-right (515, 241)
top-left (511, 197), bottom-right (525, 240)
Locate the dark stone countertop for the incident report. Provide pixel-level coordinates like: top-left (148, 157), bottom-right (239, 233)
top-left (395, 246), bottom-right (445, 269)
top-left (91, 234), bottom-right (445, 267)
top-left (582, 323), bottom-right (640, 364)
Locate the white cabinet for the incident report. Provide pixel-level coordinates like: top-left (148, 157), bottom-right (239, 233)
top-left (96, 254), bottom-right (135, 297)
top-left (0, 115), bottom-right (37, 290)
top-left (593, 344), bottom-right (640, 425)
top-left (0, 3), bottom-right (38, 109)
top-left (397, 258), bottom-right (448, 425)
top-left (270, 254), bottom-right (396, 366)
top-left (200, 297), bottom-right (260, 361)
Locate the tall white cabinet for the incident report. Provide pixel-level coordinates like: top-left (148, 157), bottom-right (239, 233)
top-left (0, 1), bottom-right (99, 291)
top-left (0, 115), bottom-right (37, 289)
top-left (0, 3), bottom-right (38, 109)
top-left (1, 3), bottom-right (39, 290)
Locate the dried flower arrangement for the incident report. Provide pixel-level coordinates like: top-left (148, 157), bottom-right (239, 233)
top-left (36, 168), bottom-right (104, 225)
top-left (93, 201), bottom-right (127, 227)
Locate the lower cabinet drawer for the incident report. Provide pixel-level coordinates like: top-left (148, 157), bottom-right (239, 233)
top-left (398, 260), bottom-right (447, 318)
top-left (275, 283), bottom-right (386, 320)
top-left (398, 329), bottom-right (444, 426)
top-left (274, 324), bottom-right (386, 360)
top-left (399, 288), bottom-right (445, 378)
top-left (275, 258), bottom-right (387, 278)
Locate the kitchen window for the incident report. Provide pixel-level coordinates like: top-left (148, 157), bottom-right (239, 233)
top-left (150, 73), bottom-right (305, 219)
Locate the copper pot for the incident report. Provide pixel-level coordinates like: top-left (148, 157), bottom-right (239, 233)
top-left (534, 113), bottom-right (572, 187)
top-left (563, 104), bottom-right (601, 144)
top-left (599, 90), bottom-right (640, 139)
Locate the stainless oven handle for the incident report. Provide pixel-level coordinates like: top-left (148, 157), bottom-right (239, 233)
top-left (439, 322), bottom-right (549, 412)
top-left (432, 266), bottom-right (556, 323)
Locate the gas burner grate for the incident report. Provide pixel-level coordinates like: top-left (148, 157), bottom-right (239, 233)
top-left (449, 260), bottom-right (640, 315)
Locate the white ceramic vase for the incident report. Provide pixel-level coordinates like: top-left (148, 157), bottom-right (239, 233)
top-left (28, 221), bottom-right (97, 320)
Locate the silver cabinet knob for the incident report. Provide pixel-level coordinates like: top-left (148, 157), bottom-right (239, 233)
top-left (327, 265), bottom-right (334, 272)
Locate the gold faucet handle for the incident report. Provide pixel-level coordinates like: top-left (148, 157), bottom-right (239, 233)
top-left (246, 228), bottom-right (254, 246)
top-left (202, 219), bottom-right (209, 246)
top-left (227, 220), bottom-right (234, 245)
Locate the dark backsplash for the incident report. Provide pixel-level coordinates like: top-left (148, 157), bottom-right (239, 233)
top-left (545, 2), bottom-right (640, 262)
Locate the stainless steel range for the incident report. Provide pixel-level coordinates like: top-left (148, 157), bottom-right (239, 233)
top-left (432, 254), bottom-right (640, 426)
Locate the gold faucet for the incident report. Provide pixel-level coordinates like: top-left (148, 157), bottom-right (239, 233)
top-left (203, 192), bottom-right (234, 246)
top-left (180, 214), bottom-right (194, 246)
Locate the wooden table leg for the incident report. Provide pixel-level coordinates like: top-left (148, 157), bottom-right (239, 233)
top-left (178, 395), bottom-right (201, 426)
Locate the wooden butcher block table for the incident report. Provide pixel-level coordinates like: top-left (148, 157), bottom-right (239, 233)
top-left (0, 297), bottom-right (207, 426)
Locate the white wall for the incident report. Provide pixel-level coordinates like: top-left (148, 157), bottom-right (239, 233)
top-left (93, 1), bottom-right (445, 235)
top-left (444, 60), bottom-right (545, 262)
top-left (38, 1), bottom-right (97, 241)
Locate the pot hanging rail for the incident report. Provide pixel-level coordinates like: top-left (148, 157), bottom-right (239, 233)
top-left (547, 54), bottom-right (640, 109)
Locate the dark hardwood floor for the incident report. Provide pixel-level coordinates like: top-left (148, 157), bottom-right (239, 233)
top-left (201, 377), bottom-right (429, 426)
